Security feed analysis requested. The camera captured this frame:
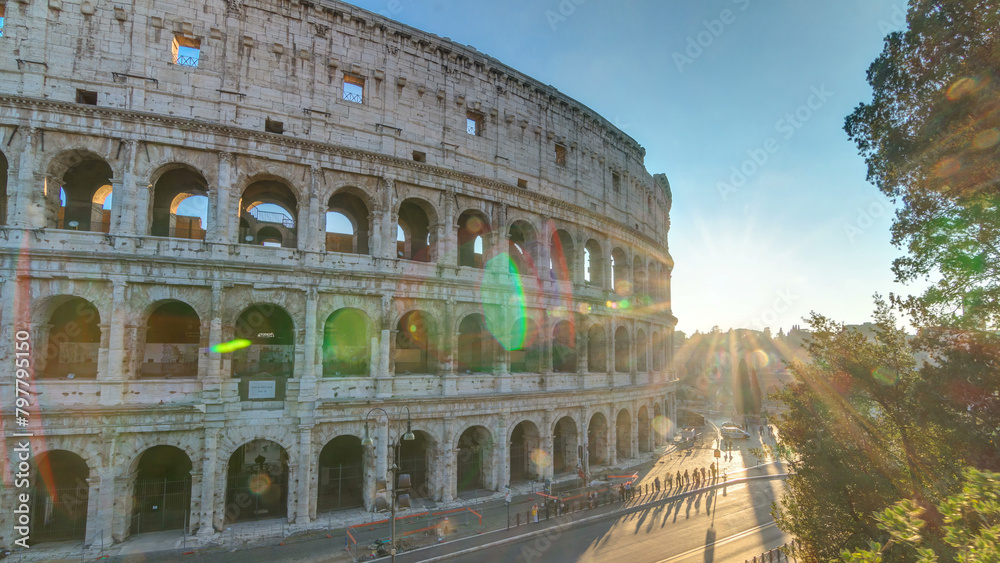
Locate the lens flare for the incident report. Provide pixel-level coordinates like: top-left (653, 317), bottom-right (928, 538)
top-left (529, 448), bottom-right (551, 469)
top-left (973, 128), bottom-right (1000, 150)
top-left (652, 415), bottom-right (673, 440)
top-left (947, 76), bottom-right (979, 100)
top-left (615, 280), bottom-right (632, 296)
top-left (872, 366), bottom-right (898, 386)
top-left (933, 157), bottom-right (962, 178)
top-left (751, 349), bottom-right (770, 367)
top-left (248, 473), bottom-right (272, 494)
top-left (483, 253), bottom-right (527, 350)
top-left (211, 338), bottom-right (251, 353)
top-left (578, 303), bottom-right (592, 314)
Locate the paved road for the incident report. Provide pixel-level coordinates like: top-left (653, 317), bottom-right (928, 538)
top-left (401, 477), bottom-right (788, 563)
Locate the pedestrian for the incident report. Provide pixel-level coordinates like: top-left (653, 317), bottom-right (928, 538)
top-left (531, 503), bottom-right (539, 523)
top-left (702, 467), bottom-right (707, 481)
top-left (625, 481), bottom-right (631, 500)
top-left (654, 476), bottom-right (660, 492)
top-left (676, 470), bottom-right (682, 485)
top-left (619, 483), bottom-right (625, 501)
top-left (684, 469), bottom-right (689, 484)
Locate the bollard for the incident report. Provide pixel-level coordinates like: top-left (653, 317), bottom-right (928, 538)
top-left (516, 513), bottom-right (520, 526)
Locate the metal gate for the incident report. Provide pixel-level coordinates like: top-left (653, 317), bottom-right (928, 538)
top-left (317, 463), bottom-right (364, 512)
top-left (398, 448), bottom-right (429, 498)
top-left (510, 439), bottom-right (528, 481)
top-left (225, 464), bottom-right (288, 523)
top-left (456, 446), bottom-right (484, 492)
top-left (30, 484), bottom-right (89, 543)
top-left (131, 477), bottom-right (191, 535)
top-left (553, 435), bottom-right (566, 473)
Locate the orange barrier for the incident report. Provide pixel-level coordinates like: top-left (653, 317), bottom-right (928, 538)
top-left (345, 529), bottom-right (357, 551)
top-left (467, 508), bottom-right (482, 525)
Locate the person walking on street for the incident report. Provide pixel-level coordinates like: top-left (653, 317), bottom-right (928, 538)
top-left (619, 483), bottom-right (625, 502)
top-left (654, 476), bottom-right (661, 492)
top-left (676, 470), bottom-right (682, 486)
top-left (531, 504), bottom-right (539, 523)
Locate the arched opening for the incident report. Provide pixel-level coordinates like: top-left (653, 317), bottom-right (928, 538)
top-left (225, 440), bottom-right (289, 522)
top-left (509, 318), bottom-right (541, 373)
top-left (395, 311), bottom-right (433, 374)
top-left (457, 210), bottom-right (490, 268)
top-left (552, 320), bottom-right (576, 373)
top-left (326, 190), bottom-right (370, 254)
top-left (232, 304), bottom-right (295, 378)
top-left (397, 199), bottom-right (433, 262)
top-left (150, 167), bottom-right (209, 240)
top-left (456, 426), bottom-right (492, 493)
top-left (509, 421), bottom-right (541, 484)
top-left (51, 155), bottom-right (114, 232)
top-left (638, 406), bottom-right (651, 453)
top-left (131, 446), bottom-right (193, 534)
top-left (588, 324), bottom-right (606, 373)
top-left (508, 221), bottom-right (536, 277)
top-left (636, 329), bottom-right (648, 372)
top-left (142, 302), bottom-right (200, 379)
top-left (458, 314), bottom-right (496, 374)
top-left (317, 436), bottom-right (364, 512)
top-left (611, 248), bottom-right (628, 294)
top-left (398, 431), bottom-right (433, 499)
top-left (584, 239), bottom-right (603, 285)
top-left (0, 151), bottom-right (8, 224)
top-left (616, 409), bottom-right (632, 460)
top-left (652, 331), bottom-right (663, 371)
top-left (615, 326), bottom-right (630, 373)
top-left (552, 416), bottom-right (578, 474)
top-left (632, 256), bottom-right (646, 299)
top-left (30, 450), bottom-right (90, 543)
top-left (239, 179), bottom-right (298, 248)
top-left (550, 229), bottom-right (574, 282)
top-left (587, 413), bottom-right (608, 466)
top-left (43, 297), bottom-right (101, 379)
top-left (322, 308), bottom-right (369, 376)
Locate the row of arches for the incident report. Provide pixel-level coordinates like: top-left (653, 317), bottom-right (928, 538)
top-left (4, 152), bottom-right (670, 298)
top-left (26, 404), bottom-right (670, 543)
top-left (37, 296), bottom-right (670, 379)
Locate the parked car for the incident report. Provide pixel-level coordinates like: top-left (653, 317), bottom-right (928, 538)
top-left (721, 426), bottom-right (751, 440)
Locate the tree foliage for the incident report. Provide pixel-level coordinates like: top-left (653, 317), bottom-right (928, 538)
top-left (844, 0), bottom-right (1000, 328)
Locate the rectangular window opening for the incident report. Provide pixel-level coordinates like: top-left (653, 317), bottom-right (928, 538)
top-left (172, 35), bottom-right (201, 67)
top-left (76, 89), bottom-right (98, 105)
top-left (517, 178), bottom-right (528, 189)
top-left (612, 172), bottom-right (621, 193)
top-left (0, 6), bottom-right (6, 38)
top-left (466, 111), bottom-right (483, 136)
top-left (412, 150), bottom-right (426, 163)
top-left (343, 74), bottom-right (365, 103)
top-left (265, 118), bottom-right (284, 134)
top-left (555, 144), bottom-right (567, 167)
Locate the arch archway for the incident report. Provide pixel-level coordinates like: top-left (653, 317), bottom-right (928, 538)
top-left (130, 446), bottom-right (193, 534)
top-left (552, 320), bottom-right (576, 373)
top-left (397, 198), bottom-right (434, 262)
top-left (587, 413), bottom-right (608, 466)
top-left (322, 308), bottom-right (369, 376)
top-left (550, 229), bottom-right (574, 282)
top-left (616, 409), bottom-right (632, 460)
top-left (50, 154), bottom-right (114, 232)
top-left (42, 297), bottom-right (101, 379)
top-left (317, 436), bottom-right (364, 512)
top-left (509, 421), bottom-right (541, 484)
top-left (508, 221), bottom-right (537, 277)
top-left (224, 440), bottom-right (289, 522)
top-left (142, 301), bottom-right (200, 378)
top-left (636, 330), bottom-right (648, 372)
top-left (456, 426), bottom-right (492, 493)
top-left (583, 240), bottom-right (603, 285)
top-left (588, 324), bottom-right (606, 373)
top-left (509, 318), bottom-right (541, 373)
top-left (552, 416), bottom-right (578, 474)
top-left (638, 406), bottom-right (651, 453)
top-left (239, 179), bottom-right (298, 248)
top-left (614, 326), bottom-right (630, 373)
top-left (458, 314), bottom-right (496, 374)
top-left (150, 167), bottom-right (209, 239)
top-left (611, 248), bottom-right (628, 293)
top-left (232, 304), bottom-right (295, 378)
top-left (326, 190), bottom-right (370, 254)
top-left (457, 210), bottom-right (490, 268)
top-left (398, 431), bottom-right (434, 499)
top-left (395, 310), bottom-right (433, 374)
top-left (30, 450), bottom-right (90, 543)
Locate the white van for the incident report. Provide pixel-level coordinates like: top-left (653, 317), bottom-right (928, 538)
top-left (721, 426), bottom-right (750, 440)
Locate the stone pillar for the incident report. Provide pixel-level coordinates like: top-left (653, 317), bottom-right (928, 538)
top-left (304, 166), bottom-right (323, 252)
top-left (199, 427), bottom-right (223, 535)
top-left (631, 408), bottom-right (639, 459)
top-left (577, 317), bottom-right (588, 389)
top-left (8, 128), bottom-right (41, 228)
top-left (580, 407), bottom-right (590, 476)
top-left (83, 471), bottom-right (113, 550)
top-left (540, 411), bottom-right (553, 481)
top-left (440, 185), bottom-right (456, 268)
top-left (607, 412), bottom-right (617, 467)
top-left (188, 471), bottom-right (202, 535)
top-left (111, 140), bottom-right (139, 235)
top-left (439, 420), bottom-right (456, 502)
top-left (300, 287), bottom-right (318, 394)
top-left (377, 178), bottom-right (396, 260)
top-left (495, 414), bottom-right (509, 490)
top-left (376, 292), bottom-right (393, 397)
top-left (210, 152), bottom-right (235, 245)
top-left (606, 319), bottom-right (616, 389)
top-left (99, 281), bottom-right (127, 405)
top-left (441, 298), bottom-right (457, 395)
top-left (538, 217), bottom-right (552, 285)
top-left (295, 425), bottom-right (313, 524)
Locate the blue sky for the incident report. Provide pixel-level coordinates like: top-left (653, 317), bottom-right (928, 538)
top-left (347, 0), bottom-right (916, 334)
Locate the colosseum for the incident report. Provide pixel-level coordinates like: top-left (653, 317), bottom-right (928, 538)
top-left (0, 0), bottom-right (677, 552)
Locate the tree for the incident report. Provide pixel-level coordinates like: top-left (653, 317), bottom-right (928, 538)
top-left (772, 302), bottom-right (968, 561)
top-left (844, 0), bottom-right (1000, 329)
top-left (841, 467), bottom-right (1000, 562)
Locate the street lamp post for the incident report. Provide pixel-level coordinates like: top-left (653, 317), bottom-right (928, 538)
top-left (361, 406), bottom-right (415, 563)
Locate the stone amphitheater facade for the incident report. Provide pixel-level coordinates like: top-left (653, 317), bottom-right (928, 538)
top-left (0, 0), bottom-right (677, 550)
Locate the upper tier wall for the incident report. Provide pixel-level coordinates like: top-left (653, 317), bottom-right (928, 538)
top-left (0, 0), bottom-right (672, 244)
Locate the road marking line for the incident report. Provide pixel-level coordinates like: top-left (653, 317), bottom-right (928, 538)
top-left (654, 521), bottom-right (778, 563)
